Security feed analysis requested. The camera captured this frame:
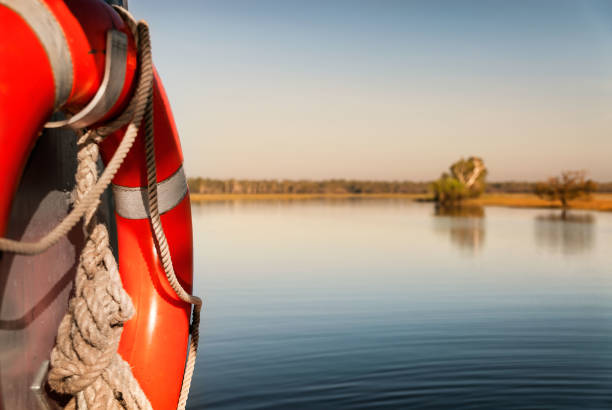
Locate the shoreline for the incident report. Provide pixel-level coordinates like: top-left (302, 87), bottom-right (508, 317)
top-left (465, 193), bottom-right (612, 212)
top-left (190, 193), bottom-right (428, 201)
top-left (190, 192), bottom-right (612, 212)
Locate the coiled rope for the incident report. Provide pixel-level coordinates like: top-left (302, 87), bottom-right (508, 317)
top-left (0, 6), bottom-right (201, 410)
top-left (48, 134), bottom-right (152, 409)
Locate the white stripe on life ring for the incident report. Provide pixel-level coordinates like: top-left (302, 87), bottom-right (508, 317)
top-left (1, 0), bottom-right (73, 108)
top-left (112, 166), bottom-right (188, 220)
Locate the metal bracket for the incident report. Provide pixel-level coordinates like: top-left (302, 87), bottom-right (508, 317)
top-left (45, 29), bottom-right (128, 130)
top-left (105, 0), bottom-right (128, 8)
top-left (30, 360), bottom-right (53, 410)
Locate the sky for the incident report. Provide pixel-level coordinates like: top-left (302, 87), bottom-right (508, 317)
top-left (130, 0), bottom-right (612, 181)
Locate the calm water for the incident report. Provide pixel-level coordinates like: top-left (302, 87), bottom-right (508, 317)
top-left (187, 199), bottom-right (612, 409)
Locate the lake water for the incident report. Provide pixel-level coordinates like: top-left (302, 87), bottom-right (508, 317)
top-left (187, 199), bottom-right (612, 409)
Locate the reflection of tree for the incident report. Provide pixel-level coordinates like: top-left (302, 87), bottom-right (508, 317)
top-left (435, 204), bottom-right (485, 218)
top-left (433, 205), bottom-right (485, 253)
top-left (534, 212), bottom-right (595, 254)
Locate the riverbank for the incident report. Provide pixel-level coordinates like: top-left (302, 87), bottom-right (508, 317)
top-left (190, 192), bottom-right (612, 212)
top-left (465, 193), bottom-right (612, 212)
top-left (190, 193), bottom-right (428, 201)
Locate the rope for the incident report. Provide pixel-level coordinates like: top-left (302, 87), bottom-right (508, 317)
top-left (0, 7), bottom-right (201, 409)
top-left (116, 8), bottom-right (202, 409)
top-left (47, 15), bottom-right (155, 410)
top-left (47, 135), bottom-right (152, 409)
top-left (0, 15), bottom-right (151, 256)
top-left (142, 83), bottom-right (202, 410)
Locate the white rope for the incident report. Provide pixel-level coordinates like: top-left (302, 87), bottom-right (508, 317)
top-left (47, 135), bottom-right (152, 409)
top-left (142, 85), bottom-right (202, 410)
top-left (0, 7), bottom-right (201, 409)
top-left (0, 17), bottom-right (151, 256)
top-left (116, 8), bottom-right (202, 408)
top-left (46, 16), bottom-right (155, 410)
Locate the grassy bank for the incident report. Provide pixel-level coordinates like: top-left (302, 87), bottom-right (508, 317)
top-left (190, 192), bottom-right (612, 212)
top-left (465, 193), bottom-right (612, 212)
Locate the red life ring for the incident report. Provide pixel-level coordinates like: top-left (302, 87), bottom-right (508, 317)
top-left (0, 1), bottom-right (193, 408)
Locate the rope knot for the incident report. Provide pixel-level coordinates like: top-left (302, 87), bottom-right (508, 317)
top-left (48, 221), bottom-right (138, 402)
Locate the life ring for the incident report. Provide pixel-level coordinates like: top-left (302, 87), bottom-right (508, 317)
top-left (0, 1), bottom-right (193, 408)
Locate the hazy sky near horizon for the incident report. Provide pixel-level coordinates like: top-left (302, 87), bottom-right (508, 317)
top-left (131, 0), bottom-right (612, 181)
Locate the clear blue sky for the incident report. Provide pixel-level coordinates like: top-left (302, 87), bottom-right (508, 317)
top-left (131, 0), bottom-right (612, 181)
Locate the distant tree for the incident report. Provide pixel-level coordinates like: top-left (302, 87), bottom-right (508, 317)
top-left (534, 170), bottom-right (597, 217)
top-left (430, 173), bottom-right (467, 204)
top-left (431, 157), bottom-right (487, 204)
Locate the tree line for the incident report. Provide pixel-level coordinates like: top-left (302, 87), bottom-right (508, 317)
top-left (187, 178), bottom-right (430, 195)
top-left (488, 181), bottom-right (612, 193)
top-left (187, 177), bottom-right (612, 195)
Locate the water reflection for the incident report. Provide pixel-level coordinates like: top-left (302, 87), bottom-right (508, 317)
top-left (534, 212), bottom-right (595, 254)
top-left (191, 200), bottom-right (612, 410)
top-left (190, 197), bottom-right (417, 210)
top-left (433, 205), bottom-right (486, 253)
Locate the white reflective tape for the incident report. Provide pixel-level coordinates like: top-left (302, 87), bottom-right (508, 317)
top-left (112, 166), bottom-right (188, 220)
top-left (45, 29), bottom-right (128, 130)
top-left (1, 0), bottom-right (73, 108)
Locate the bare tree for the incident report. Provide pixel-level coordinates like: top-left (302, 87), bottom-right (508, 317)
top-left (534, 170), bottom-right (597, 217)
